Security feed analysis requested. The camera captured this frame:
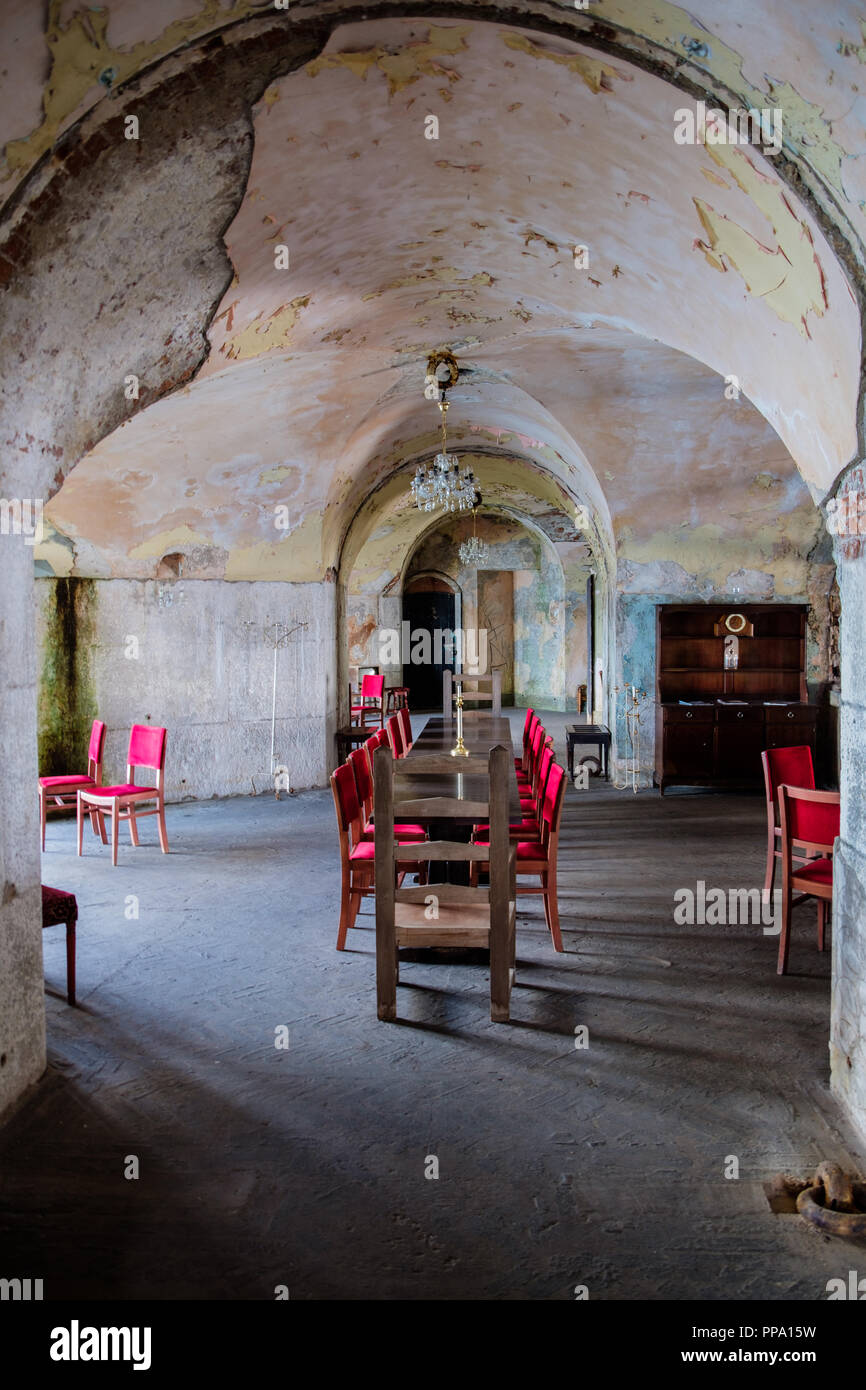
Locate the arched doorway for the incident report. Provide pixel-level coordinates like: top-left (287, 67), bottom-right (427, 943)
top-left (402, 573), bottom-right (459, 709)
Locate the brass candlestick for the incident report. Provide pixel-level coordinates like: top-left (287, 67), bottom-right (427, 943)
top-left (451, 688), bottom-right (469, 757)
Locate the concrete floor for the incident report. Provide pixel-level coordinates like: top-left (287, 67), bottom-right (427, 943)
top-left (3, 711), bottom-right (863, 1300)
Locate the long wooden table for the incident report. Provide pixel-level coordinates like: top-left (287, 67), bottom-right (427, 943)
top-left (395, 713), bottom-right (523, 823)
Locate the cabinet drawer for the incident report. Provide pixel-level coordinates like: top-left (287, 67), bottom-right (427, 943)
top-left (765, 705), bottom-right (816, 726)
top-left (717, 705), bottom-right (763, 725)
top-left (664, 706), bottom-right (714, 724)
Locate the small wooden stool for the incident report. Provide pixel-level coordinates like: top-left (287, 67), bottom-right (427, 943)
top-left (41, 885), bottom-right (77, 1006)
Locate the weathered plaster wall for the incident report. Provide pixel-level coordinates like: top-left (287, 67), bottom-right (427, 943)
top-left (35, 578), bottom-right (338, 799)
top-left (0, 534), bottom-right (45, 1123)
top-left (830, 470), bottom-right (866, 1142)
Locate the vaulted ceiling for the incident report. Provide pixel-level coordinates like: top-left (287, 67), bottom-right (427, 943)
top-left (2, 4), bottom-right (861, 586)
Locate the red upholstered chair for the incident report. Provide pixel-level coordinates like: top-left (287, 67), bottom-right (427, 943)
top-left (474, 746), bottom-right (553, 843)
top-left (386, 714), bottom-right (407, 759)
top-left (351, 674), bottom-right (385, 731)
top-left (397, 706), bottom-right (413, 755)
top-left (761, 746), bottom-right (815, 896)
top-left (77, 724), bottom-right (168, 867)
top-left (516, 708), bottom-right (535, 771)
top-left (348, 747), bottom-right (425, 844)
top-left (776, 785), bottom-right (840, 976)
top-left (473, 761), bottom-right (567, 953)
top-left (331, 761), bottom-right (422, 950)
top-left (39, 718), bottom-right (106, 851)
top-left (41, 885), bottom-right (77, 1006)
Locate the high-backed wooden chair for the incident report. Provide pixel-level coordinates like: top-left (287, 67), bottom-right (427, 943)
top-left (331, 760), bottom-right (425, 950)
top-left (351, 674), bottom-right (385, 730)
top-left (472, 761), bottom-right (567, 953)
top-left (39, 718), bottom-right (106, 850)
top-left (443, 670), bottom-right (502, 717)
top-left (761, 746), bottom-right (815, 895)
top-left (776, 784), bottom-right (840, 976)
top-left (77, 724), bottom-right (168, 867)
top-left (373, 743), bottom-right (516, 1022)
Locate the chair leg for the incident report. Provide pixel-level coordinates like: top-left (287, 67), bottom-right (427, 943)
top-left (817, 898), bottom-right (827, 953)
top-left (76, 795), bottom-right (85, 857)
top-left (128, 807), bottom-right (140, 846)
top-left (40, 788), bottom-right (46, 852)
top-left (544, 871), bottom-right (564, 954)
top-left (89, 807), bottom-right (101, 839)
top-left (157, 804), bottom-right (169, 854)
top-left (777, 875), bottom-right (793, 975)
top-left (66, 919), bottom-right (76, 1007)
top-left (763, 823), bottom-right (776, 897)
top-left (111, 806), bottom-right (119, 867)
top-left (336, 866), bottom-right (351, 950)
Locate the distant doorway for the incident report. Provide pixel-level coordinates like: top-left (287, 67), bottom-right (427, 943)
top-left (402, 579), bottom-right (457, 709)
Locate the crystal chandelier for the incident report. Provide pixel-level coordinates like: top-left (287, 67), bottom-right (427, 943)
top-left (411, 351), bottom-right (477, 513)
top-left (459, 505), bottom-right (489, 566)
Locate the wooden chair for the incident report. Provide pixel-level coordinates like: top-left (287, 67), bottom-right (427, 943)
top-left (351, 674), bottom-right (385, 731)
top-left (776, 784), bottom-right (840, 976)
top-left (386, 713), bottom-right (407, 759)
top-left (386, 686), bottom-right (410, 713)
top-left (77, 724), bottom-right (168, 867)
top-left (443, 670), bottom-right (502, 717)
top-left (39, 718), bottom-right (106, 850)
top-left (472, 761), bottom-right (567, 953)
top-left (373, 743), bottom-right (516, 1022)
top-left (397, 705), bottom-right (413, 755)
top-left (41, 885), bottom-right (77, 1006)
top-left (347, 747), bottom-right (426, 844)
top-left (761, 746), bottom-right (815, 895)
top-left (331, 761), bottom-right (425, 951)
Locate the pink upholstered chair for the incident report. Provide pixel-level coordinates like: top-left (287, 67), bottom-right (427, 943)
top-left (761, 746), bottom-right (815, 896)
top-left (350, 674), bottom-right (385, 731)
top-left (39, 719), bottom-right (106, 850)
top-left (77, 724), bottom-right (168, 867)
top-left (777, 785), bottom-right (840, 976)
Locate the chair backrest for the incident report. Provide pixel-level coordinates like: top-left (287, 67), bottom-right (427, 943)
top-left (127, 725), bottom-right (167, 783)
top-left (360, 673), bottom-right (385, 702)
top-left (528, 722), bottom-right (545, 779)
top-left (762, 745), bottom-right (814, 822)
top-left (331, 761), bottom-right (363, 851)
top-left (398, 705), bottom-right (412, 751)
top-left (88, 719), bottom-right (107, 781)
top-left (372, 741), bottom-right (514, 1020)
top-left (348, 747), bottom-right (373, 822)
top-left (366, 729), bottom-right (387, 753)
top-left (386, 714), bottom-right (406, 759)
top-left (535, 746), bottom-right (554, 805)
top-left (540, 763), bottom-right (567, 853)
top-left (522, 708), bottom-right (535, 751)
top-left (778, 785), bottom-right (840, 859)
top-left (454, 671), bottom-right (502, 716)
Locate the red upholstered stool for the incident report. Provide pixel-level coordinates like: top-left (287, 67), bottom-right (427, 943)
top-left (41, 886), bottom-right (77, 1006)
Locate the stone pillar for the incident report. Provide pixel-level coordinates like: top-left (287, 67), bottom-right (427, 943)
top-left (0, 511), bottom-right (46, 1120)
top-left (829, 464), bottom-right (866, 1139)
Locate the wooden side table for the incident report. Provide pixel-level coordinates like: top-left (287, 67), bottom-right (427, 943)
top-left (336, 724), bottom-right (371, 764)
top-left (566, 724), bottom-right (611, 781)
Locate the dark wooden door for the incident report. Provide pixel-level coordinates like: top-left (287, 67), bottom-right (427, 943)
top-left (402, 590), bottom-right (456, 709)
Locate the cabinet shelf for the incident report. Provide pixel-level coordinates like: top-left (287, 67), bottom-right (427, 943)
top-left (655, 603), bottom-right (813, 794)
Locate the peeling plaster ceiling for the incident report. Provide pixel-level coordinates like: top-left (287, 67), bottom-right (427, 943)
top-left (23, 14), bottom-right (859, 583)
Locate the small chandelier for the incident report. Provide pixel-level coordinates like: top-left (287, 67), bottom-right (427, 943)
top-left (411, 350), bottom-right (477, 513)
top-left (459, 503), bottom-right (489, 566)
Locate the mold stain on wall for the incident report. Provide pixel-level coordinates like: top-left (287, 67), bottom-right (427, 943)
top-left (37, 577), bottom-right (98, 777)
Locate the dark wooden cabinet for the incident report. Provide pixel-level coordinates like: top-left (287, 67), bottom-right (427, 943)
top-left (655, 604), bottom-right (816, 794)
